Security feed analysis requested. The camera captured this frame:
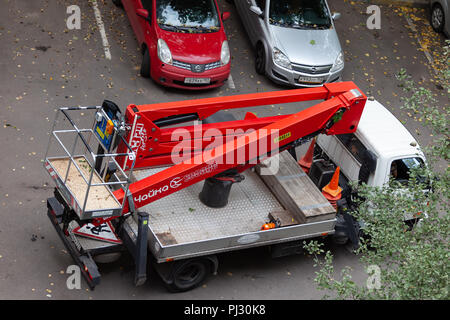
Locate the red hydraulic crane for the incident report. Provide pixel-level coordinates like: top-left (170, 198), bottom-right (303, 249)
top-left (112, 81), bottom-right (367, 213)
top-left (44, 81), bottom-right (367, 290)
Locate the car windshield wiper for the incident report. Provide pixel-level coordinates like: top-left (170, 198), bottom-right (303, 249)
top-left (159, 23), bottom-right (182, 32)
top-left (181, 25), bottom-right (218, 33)
top-left (314, 23), bottom-right (332, 29)
top-left (291, 23), bottom-right (331, 30)
top-left (269, 19), bottom-right (290, 28)
top-left (183, 25), bottom-right (207, 32)
top-left (289, 24), bottom-right (310, 30)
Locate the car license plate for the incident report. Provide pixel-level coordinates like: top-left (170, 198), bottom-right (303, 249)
top-left (298, 76), bottom-right (324, 84)
top-left (184, 77), bottom-right (211, 84)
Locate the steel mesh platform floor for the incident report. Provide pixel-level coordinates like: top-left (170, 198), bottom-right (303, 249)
top-left (133, 168), bottom-right (283, 245)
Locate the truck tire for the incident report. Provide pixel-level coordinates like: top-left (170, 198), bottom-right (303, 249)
top-left (166, 258), bottom-right (212, 292)
top-left (93, 252), bottom-right (122, 264)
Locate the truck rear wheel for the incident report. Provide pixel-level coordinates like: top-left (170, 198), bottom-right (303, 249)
top-left (166, 258), bottom-right (212, 292)
top-left (93, 252), bottom-right (122, 264)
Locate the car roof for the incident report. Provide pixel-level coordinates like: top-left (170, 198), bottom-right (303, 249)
top-left (355, 100), bottom-right (424, 159)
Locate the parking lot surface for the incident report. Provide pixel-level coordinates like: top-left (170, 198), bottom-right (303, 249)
top-left (0, 0), bottom-right (447, 299)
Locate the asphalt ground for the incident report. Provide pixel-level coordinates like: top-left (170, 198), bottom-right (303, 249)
top-left (0, 0), bottom-right (447, 300)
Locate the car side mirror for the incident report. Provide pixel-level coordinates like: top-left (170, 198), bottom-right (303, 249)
top-left (249, 6), bottom-right (263, 18)
top-left (222, 11), bottom-right (230, 21)
top-left (332, 12), bottom-right (341, 20)
top-left (136, 8), bottom-right (151, 22)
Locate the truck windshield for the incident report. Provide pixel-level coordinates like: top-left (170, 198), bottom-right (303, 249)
top-left (156, 0), bottom-right (220, 33)
top-left (269, 0), bottom-right (332, 29)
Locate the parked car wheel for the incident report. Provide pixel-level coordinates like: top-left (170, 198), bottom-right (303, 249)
top-left (166, 258), bottom-right (212, 292)
top-left (255, 43), bottom-right (266, 75)
top-left (140, 47), bottom-right (150, 78)
top-left (431, 3), bottom-right (445, 33)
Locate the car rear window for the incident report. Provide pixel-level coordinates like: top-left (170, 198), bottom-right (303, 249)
top-left (269, 0), bottom-right (331, 29)
top-left (156, 0), bottom-right (220, 33)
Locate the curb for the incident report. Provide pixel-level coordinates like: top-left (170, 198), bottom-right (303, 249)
top-left (353, 0), bottom-right (429, 8)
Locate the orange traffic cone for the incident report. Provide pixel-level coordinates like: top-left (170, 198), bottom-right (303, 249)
top-left (298, 138), bottom-right (316, 173)
top-left (322, 166), bottom-right (343, 210)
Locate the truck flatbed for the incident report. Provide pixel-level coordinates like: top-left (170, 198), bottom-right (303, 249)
top-left (128, 165), bottom-right (337, 263)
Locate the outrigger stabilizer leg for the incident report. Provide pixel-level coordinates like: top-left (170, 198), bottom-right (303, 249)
top-left (117, 191), bottom-right (149, 287)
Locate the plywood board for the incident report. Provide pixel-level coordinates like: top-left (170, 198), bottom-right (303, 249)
top-left (269, 210), bottom-right (300, 227)
top-left (256, 151), bottom-right (336, 224)
top-left (50, 157), bottom-right (120, 211)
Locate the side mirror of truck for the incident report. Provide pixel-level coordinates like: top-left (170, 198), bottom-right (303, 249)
top-left (358, 150), bottom-right (377, 184)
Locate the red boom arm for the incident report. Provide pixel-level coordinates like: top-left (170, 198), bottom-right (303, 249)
top-left (114, 82), bottom-right (367, 214)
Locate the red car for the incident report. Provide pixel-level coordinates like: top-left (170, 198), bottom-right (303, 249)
top-left (116, 0), bottom-right (231, 90)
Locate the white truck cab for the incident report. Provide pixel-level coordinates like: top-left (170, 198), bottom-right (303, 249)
top-left (315, 99), bottom-right (426, 189)
top-left (309, 99), bottom-right (427, 246)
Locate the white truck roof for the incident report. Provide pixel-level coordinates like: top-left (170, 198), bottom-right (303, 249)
top-left (355, 100), bottom-right (424, 159)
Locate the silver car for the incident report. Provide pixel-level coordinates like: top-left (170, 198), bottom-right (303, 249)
top-left (430, 0), bottom-right (450, 37)
top-left (233, 0), bottom-right (344, 87)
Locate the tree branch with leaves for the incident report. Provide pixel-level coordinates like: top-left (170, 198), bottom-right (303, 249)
top-left (304, 40), bottom-right (449, 300)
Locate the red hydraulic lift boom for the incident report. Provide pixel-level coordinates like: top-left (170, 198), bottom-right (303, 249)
top-left (113, 82), bottom-right (367, 214)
